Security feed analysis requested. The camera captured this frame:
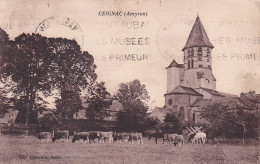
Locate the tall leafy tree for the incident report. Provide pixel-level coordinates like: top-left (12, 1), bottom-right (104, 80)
top-left (0, 28), bottom-right (10, 117)
top-left (1, 33), bottom-right (51, 125)
top-left (115, 79), bottom-right (150, 132)
top-left (85, 82), bottom-right (112, 120)
top-left (47, 38), bottom-right (97, 119)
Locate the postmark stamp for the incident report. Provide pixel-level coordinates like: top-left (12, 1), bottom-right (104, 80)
top-left (35, 16), bottom-right (84, 46)
top-left (156, 15), bottom-right (194, 62)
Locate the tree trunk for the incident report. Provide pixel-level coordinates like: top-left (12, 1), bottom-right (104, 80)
top-left (25, 91), bottom-right (30, 126)
top-left (242, 123), bottom-right (246, 144)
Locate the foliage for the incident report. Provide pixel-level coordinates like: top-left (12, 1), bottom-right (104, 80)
top-left (144, 116), bottom-right (162, 131)
top-left (55, 90), bottom-right (83, 120)
top-left (0, 28), bottom-right (10, 117)
top-left (85, 82), bottom-right (112, 120)
top-left (200, 102), bottom-right (259, 142)
top-left (1, 33), bottom-right (53, 124)
top-left (161, 113), bottom-right (182, 134)
top-left (1, 31), bottom-right (98, 122)
top-left (116, 80), bottom-right (150, 132)
top-left (47, 38), bottom-right (97, 119)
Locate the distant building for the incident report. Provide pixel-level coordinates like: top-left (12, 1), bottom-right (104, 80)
top-left (150, 16), bottom-right (238, 123)
top-left (73, 100), bottom-right (123, 121)
top-left (0, 110), bottom-right (18, 125)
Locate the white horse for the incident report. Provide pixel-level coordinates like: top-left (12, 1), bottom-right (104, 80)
top-left (192, 132), bottom-right (206, 144)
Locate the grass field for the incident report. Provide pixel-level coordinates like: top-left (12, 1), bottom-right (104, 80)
top-left (0, 135), bottom-right (259, 164)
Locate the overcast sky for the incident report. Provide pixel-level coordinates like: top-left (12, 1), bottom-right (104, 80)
top-left (1, 0), bottom-right (259, 109)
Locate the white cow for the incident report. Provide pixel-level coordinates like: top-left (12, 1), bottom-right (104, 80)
top-left (192, 132), bottom-right (206, 144)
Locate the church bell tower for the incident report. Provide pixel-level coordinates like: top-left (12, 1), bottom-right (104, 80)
top-left (182, 16), bottom-right (216, 90)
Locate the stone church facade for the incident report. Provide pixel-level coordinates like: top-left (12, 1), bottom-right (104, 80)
top-left (150, 16), bottom-right (237, 123)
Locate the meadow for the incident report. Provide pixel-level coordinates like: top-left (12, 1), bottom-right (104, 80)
top-left (0, 135), bottom-right (259, 164)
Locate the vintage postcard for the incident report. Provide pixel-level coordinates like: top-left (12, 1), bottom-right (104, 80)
top-left (0, 0), bottom-right (259, 163)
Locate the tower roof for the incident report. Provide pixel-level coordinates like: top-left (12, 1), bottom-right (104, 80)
top-left (166, 59), bottom-right (185, 69)
top-left (182, 16), bottom-right (214, 51)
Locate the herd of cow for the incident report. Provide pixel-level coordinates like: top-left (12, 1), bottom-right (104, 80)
top-left (37, 130), bottom-right (208, 146)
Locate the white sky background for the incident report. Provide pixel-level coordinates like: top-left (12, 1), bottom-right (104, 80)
top-left (0, 0), bottom-right (259, 110)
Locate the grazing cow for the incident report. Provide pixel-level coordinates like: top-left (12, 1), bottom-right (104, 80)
top-left (162, 134), bottom-right (178, 145)
top-left (128, 133), bottom-right (143, 145)
top-left (145, 130), bottom-right (163, 144)
top-left (175, 135), bottom-right (184, 146)
top-left (113, 132), bottom-right (130, 143)
top-left (188, 133), bottom-right (196, 143)
top-left (88, 131), bottom-right (100, 143)
top-left (192, 132), bottom-right (206, 144)
top-left (72, 131), bottom-right (100, 143)
top-left (38, 132), bottom-right (54, 143)
top-left (206, 131), bottom-right (220, 145)
top-left (53, 130), bottom-right (70, 142)
top-left (72, 132), bottom-right (90, 143)
top-left (99, 131), bottom-right (113, 143)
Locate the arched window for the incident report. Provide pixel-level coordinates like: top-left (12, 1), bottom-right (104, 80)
top-left (198, 47), bottom-right (202, 56)
top-left (168, 99), bottom-right (173, 106)
top-left (178, 107), bottom-right (185, 121)
top-left (207, 48), bottom-right (210, 57)
top-left (191, 59), bottom-right (194, 68)
top-left (191, 49), bottom-right (194, 56)
top-left (188, 60), bottom-right (190, 69)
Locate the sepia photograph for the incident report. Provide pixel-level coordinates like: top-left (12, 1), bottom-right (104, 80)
top-left (0, 0), bottom-right (259, 163)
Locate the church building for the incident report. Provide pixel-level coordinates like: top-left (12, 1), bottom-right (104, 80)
top-left (150, 16), bottom-right (237, 123)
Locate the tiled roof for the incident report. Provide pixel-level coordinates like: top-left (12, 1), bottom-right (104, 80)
top-left (199, 87), bottom-right (224, 97)
top-left (165, 86), bottom-right (203, 96)
top-left (166, 60), bottom-right (185, 69)
top-left (182, 16), bottom-right (214, 51)
top-left (190, 98), bottom-right (212, 107)
top-left (149, 107), bottom-right (177, 115)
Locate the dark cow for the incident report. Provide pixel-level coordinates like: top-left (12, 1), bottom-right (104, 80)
top-left (145, 130), bottom-right (163, 144)
top-left (128, 133), bottom-right (143, 144)
top-left (175, 135), bottom-right (184, 146)
top-left (38, 132), bottom-right (54, 143)
top-left (113, 132), bottom-right (130, 143)
top-left (162, 134), bottom-right (178, 145)
top-left (99, 131), bottom-right (113, 143)
top-left (88, 131), bottom-right (100, 143)
top-left (188, 133), bottom-right (196, 143)
top-left (72, 132), bottom-right (89, 143)
top-left (206, 131), bottom-right (220, 145)
top-left (53, 130), bottom-right (70, 142)
top-left (72, 131), bottom-right (100, 143)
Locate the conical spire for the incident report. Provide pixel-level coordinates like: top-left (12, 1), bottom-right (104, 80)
top-left (182, 16), bottom-right (213, 51)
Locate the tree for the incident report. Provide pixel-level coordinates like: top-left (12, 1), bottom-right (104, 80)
top-left (0, 28), bottom-right (10, 117)
top-left (0, 88), bottom-right (10, 117)
top-left (1, 33), bottom-right (52, 125)
top-left (84, 82), bottom-right (112, 120)
top-left (46, 38), bottom-right (97, 119)
top-left (200, 101), bottom-right (259, 144)
top-left (162, 113), bottom-right (182, 134)
top-left (144, 116), bottom-right (162, 131)
top-left (115, 80), bottom-right (150, 132)
top-left (226, 107), bottom-right (258, 144)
